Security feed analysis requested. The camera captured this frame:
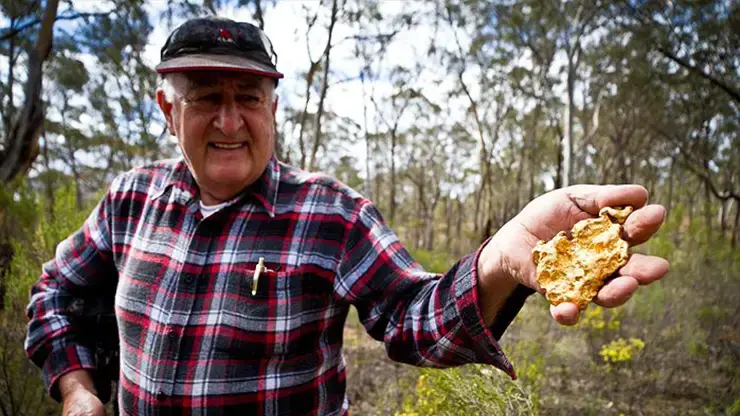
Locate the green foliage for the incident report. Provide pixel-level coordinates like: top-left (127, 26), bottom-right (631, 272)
top-left (5, 184), bottom-right (92, 309)
top-left (580, 305), bottom-right (621, 332)
top-left (0, 182), bottom-right (93, 415)
top-left (0, 308), bottom-right (60, 415)
top-left (727, 397), bottom-right (740, 416)
top-left (0, 181), bottom-right (38, 235)
top-left (407, 248), bottom-right (455, 274)
top-left (396, 366), bottom-right (538, 416)
top-left (49, 54), bottom-right (89, 92)
top-left (388, 213), bottom-right (739, 415)
top-left (598, 337), bottom-right (645, 365)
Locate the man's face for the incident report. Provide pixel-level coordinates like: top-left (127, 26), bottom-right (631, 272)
top-left (156, 71), bottom-right (277, 205)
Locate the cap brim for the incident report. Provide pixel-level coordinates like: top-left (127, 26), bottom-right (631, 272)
top-left (155, 53), bottom-right (284, 79)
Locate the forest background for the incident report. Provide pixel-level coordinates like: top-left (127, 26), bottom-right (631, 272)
top-left (0, 0), bottom-right (737, 415)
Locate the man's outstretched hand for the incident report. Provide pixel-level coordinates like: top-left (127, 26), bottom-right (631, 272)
top-left (478, 184), bottom-right (670, 326)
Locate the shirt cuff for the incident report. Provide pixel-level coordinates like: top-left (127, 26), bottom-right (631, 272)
top-left (43, 343), bottom-right (96, 402)
top-left (450, 240), bottom-right (535, 380)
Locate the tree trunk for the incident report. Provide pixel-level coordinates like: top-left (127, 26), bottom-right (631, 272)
top-left (253, 0), bottom-right (265, 29)
top-left (416, 173), bottom-right (426, 249)
top-left (308, 0), bottom-right (339, 171)
top-left (66, 143), bottom-right (83, 210)
top-left (389, 132), bottom-right (397, 225)
top-left (515, 134), bottom-right (526, 213)
top-left (528, 106), bottom-right (541, 200)
top-left (704, 170), bottom-right (712, 239)
top-left (473, 184), bottom-right (483, 235)
top-left (687, 187), bottom-right (696, 226)
top-left (0, 243), bottom-right (11, 310)
top-left (553, 119), bottom-right (564, 189)
top-left (274, 127), bottom-right (285, 162)
top-left (425, 186), bottom-right (441, 251)
top-left (425, 211), bottom-right (435, 251)
top-left (3, 28), bottom-right (16, 141)
top-left (454, 70), bottom-right (491, 233)
top-left (619, 151), bottom-right (629, 184)
top-left (719, 199), bottom-right (728, 239)
top-left (666, 155), bottom-right (675, 219)
top-left (455, 199), bottom-right (463, 257)
top-left (60, 92), bottom-right (83, 210)
top-left (480, 218), bottom-right (492, 245)
top-left (361, 72), bottom-right (373, 201)
top-left (444, 197), bottom-right (452, 254)
top-left (731, 202), bottom-right (740, 249)
top-left (297, 62), bottom-right (318, 170)
top-left (562, 59), bottom-right (575, 187)
top-left (41, 129), bottom-right (55, 220)
top-left (373, 171), bottom-right (382, 213)
top-left (0, 0), bottom-right (61, 183)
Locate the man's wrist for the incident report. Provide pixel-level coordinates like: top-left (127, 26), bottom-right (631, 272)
top-left (476, 239), bottom-right (520, 326)
top-left (58, 369), bottom-right (97, 401)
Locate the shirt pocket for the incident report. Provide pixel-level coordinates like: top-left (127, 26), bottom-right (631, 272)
top-left (213, 265), bottom-right (335, 358)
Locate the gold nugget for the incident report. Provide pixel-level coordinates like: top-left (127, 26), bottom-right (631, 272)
top-left (532, 206), bottom-right (633, 310)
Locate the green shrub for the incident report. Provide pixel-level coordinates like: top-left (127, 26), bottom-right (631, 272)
top-left (408, 248), bottom-right (455, 274)
top-left (0, 183), bottom-right (92, 416)
top-left (396, 366), bottom-right (538, 416)
top-left (5, 184), bottom-right (92, 309)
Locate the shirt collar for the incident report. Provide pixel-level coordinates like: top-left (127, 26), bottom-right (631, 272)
top-left (150, 159), bottom-right (198, 201)
top-left (243, 155), bottom-right (280, 218)
top-left (151, 156), bottom-right (280, 218)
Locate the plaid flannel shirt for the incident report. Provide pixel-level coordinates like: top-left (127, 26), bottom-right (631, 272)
top-left (25, 156), bottom-right (531, 415)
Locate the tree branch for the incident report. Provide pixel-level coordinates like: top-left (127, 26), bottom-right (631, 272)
top-left (0, 11), bottom-right (114, 42)
top-left (657, 46), bottom-right (740, 104)
top-left (656, 128), bottom-right (740, 202)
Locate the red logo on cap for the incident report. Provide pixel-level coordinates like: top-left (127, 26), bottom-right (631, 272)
top-left (217, 28), bottom-right (235, 43)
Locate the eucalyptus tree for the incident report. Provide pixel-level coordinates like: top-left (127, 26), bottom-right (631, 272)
top-left (439, 0), bottom-right (515, 237)
top-left (612, 0), bottom-right (739, 242)
top-left (0, 0), bottom-right (60, 185)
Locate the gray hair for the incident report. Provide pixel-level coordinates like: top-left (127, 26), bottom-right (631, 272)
top-left (159, 73), bottom-right (179, 103)
top-left (159, 73), bottom-right (276, 104)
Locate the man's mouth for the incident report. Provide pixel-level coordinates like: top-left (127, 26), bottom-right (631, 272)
top-left (209, 142), bottom-right (247, 150)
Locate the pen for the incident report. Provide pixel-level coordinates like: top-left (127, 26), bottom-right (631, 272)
top-left (252, 257), bottom-right (275, 296)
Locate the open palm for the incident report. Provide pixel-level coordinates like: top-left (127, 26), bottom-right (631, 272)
top-left (484, 184), bottom-right (670, 325)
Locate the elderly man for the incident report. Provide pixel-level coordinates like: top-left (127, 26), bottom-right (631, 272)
top-left (25, 17), bottom-right (669, 416)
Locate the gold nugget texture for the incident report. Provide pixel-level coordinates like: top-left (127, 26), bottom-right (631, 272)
top-left (532, 206), bottom-right (633, 310)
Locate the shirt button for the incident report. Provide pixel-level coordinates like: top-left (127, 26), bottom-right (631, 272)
top-left (156, 390), bottom-right (166, 401)
top-left (184, 274), bottom-right (194, 284)
top-left (167, 328), bottom-right (178, 339)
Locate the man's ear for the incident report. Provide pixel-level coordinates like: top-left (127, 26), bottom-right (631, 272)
top-left (156, 88), bottom-right (176, 136)
top-left (272, 94), bottom-right (279, 115)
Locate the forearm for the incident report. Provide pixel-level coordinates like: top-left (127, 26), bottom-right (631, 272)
top-left (25, 266), bottom-right (99, 401)
top-left (59, 369), bottom-right (97, 399)
top-left (350, 249), bottom-right (520, 373)
top-left (342, 200), bottom-right (523, 376)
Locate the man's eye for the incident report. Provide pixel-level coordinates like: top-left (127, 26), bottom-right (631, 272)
top-left (237, 95), bottom-right (261, 103)
top-left (198, 93), bottom-right (221, 103)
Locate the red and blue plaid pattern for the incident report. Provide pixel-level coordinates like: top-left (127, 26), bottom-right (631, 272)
top-left (25, 156), bottom-right (523, 415)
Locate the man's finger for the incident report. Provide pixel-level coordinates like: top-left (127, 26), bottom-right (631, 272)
top-left (623, 204), bottom-right (666, 246)
top-left (618, 253), bottom-right (669, 285)
top-left (564, 184), bottom-right (649, 215)
top-left (550, 303), bottom-right (581, 326)
top-left (593, 276), bottom-right (639, 307)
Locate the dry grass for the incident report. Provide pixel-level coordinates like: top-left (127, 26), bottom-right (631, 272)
top-left (343, 307), bottom-right (420, 415)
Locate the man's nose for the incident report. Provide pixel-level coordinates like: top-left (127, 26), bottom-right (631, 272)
top-left (213, 99), bottom-right (244, 136)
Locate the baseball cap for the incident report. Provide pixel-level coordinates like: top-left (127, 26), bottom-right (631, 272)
top-left (155, 16), bottom-right (284, 79)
